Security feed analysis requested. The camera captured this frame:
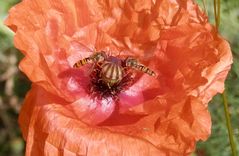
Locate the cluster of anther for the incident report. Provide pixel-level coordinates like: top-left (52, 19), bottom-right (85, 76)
top-left (89, 64), bottom-right (134, 100)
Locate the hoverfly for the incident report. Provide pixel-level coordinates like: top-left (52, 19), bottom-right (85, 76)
top-left (73, 51), bottom-right (156, 88)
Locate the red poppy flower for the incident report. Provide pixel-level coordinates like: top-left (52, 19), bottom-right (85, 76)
top-left (6, 0), bottom-right (232, 155)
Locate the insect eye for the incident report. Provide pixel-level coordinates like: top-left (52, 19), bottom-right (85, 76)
top-left (125, 57), bottom-right (137, 66)
top-left (95, 51), bottom-right (106, 62)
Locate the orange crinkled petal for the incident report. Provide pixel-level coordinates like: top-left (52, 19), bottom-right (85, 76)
top-left (20, 85), bottom-right (166, 156)
top-left (6, 0), bottom-right (232, 155)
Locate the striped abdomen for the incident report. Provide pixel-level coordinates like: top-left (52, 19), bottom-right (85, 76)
top-left (73, 57), bottom-right (92, 68)
top-left (134, 64), bottom-right (156, 76)
top-left (101, 62), bottom-right (123, 85)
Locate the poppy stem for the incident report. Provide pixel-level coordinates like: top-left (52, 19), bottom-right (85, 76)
top-left (213, 0), bottom-right (221, 31)
top-left (202, 0), bottom-right (207, 14)
top-left (222, 91), bottom-right (238, 156)
top-left (213, 0), bottom-right (238, 155)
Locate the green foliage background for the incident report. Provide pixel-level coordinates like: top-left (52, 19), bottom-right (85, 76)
top-left (0, 0), bottom-right (238, 156)
top-left (195, 0), bottom-right (239, 155)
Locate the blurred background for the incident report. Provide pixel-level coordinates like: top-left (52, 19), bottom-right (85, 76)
top-left (0, 0), bottom-right (238, 155)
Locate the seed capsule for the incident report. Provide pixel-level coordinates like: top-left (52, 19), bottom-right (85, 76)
top-left (101, 62), bottom-right (123, 86)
